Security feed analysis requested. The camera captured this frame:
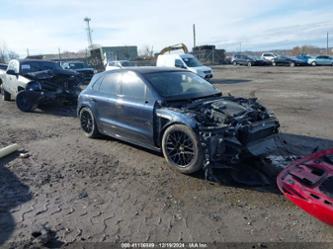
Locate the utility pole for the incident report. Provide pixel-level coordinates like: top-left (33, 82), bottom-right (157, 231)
top-left (193, 24), bottom-right (197, 49)
top-left (58, 48), bottom-right (61, 60)
top-left (26, 48), bottom-right (30, 57)
top-left (239, 42), bottom-right (242, 54)
top-left (327, 32), bottom-right (329, 56)
top-left (84, 17), bottom-right (93, 48)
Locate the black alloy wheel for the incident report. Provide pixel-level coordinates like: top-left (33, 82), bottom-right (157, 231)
top-left (80, 107), bottom-right (99, 138)
top-left (162, 124), bottom-right (204, 174)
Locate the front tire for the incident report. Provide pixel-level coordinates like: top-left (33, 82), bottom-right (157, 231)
top-left (79, 107), bottom-right (99, 138)
top-left (3, 89), bottom-right (11, 101)
top-left (16, 91), bottom-right (37, 112)
top-left (312, 62), bottom-right (317, 66)
top-left (162, 124), bottom-right (204, 174)
top-left (289, 62), bottom-right (295, 67)
top-left (247, 62), bottom-right (252, 67)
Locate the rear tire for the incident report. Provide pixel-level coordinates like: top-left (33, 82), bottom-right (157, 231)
top-left (79, 107), bottom-right (99, 138)
top-left (247, 62), bottom-right (252, 67)
top-left (312, 62), bottom-right (317, 66)
top-left (290, 62), bottom-right (295, 67)
top-left (233, 61), bottom-right (237, 66)
top-left (3, 90), bottom-right (11, 101)
top-left (162, 124), bottom-right (204, 174)
top-left (16, 91), bottom-right (37, 112)
top-left (272, 62), bottom-right (276, 66)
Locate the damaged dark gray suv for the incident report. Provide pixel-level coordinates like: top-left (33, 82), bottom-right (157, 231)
top-left (78, 67), bottom-right (279, 174)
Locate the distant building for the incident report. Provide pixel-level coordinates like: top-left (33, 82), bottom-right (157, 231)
top-left (26, 51), bottom-right (89, 61)
top-left (88, 46), bottom-right (138, 71)
top-left (192, 45), bottom-right (226, 65)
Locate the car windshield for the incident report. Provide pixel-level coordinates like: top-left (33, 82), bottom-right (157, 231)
top-left (181, 56), bottom-right (203, 67)
top-left (120, 61), bottom-right (134, 67)
top-left (21, 61), bottom-right (61, 74)
top-left (145, 71), bottom-right (220, 99)
top-left (66, 62), bottom-right (88, 69)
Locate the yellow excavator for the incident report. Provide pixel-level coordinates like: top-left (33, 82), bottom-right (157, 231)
top-left (159, 43), bottom-right (189, 55)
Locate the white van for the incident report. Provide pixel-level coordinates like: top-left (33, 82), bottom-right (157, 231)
top-left (156, 54), bottom-right (213, 79)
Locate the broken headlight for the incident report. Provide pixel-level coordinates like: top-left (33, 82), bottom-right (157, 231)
top-left (26, 81), bottom-right (42, 91)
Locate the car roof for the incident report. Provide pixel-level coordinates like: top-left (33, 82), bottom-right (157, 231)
top-left (63, 60), bottom-right (85, 63)
top-left (18, 59), bottom-right (56, 64)
top-left (109, 60), bottom-right (129, 62)
top-left (103, 66), bottom-right (188, 75)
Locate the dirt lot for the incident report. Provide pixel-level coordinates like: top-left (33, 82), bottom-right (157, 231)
top-left (1, 65), bottom-right (333, 247)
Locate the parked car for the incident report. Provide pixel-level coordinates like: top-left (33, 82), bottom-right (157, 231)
top-left (60, 60), bottom-right (96, 84)
top-left (271, 56), bottom-right (308, 67)
top-left (307, 55), bottom-right (333, 66)
top-left (105, 60), bottom-right (135, 71)
top-left (0, 63), bottom-right (7, 71)
top-left (78, 67), bottom-right (280, 174)
top-left (296, 54), bottom-right (312, 63)
top-left (261, 52), bottom-right (278, 61)
top-left (2, 59), bottom-right (82, 112)
top-left (0, 63), bottom-right (8, 94)
top-left (156, 53), bottom-right (213, 79)
top-left (231, 54), bottom-right (271, 66)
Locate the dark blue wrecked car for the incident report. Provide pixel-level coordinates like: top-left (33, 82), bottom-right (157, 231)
top-left (77, 67), bottom-right (280, 174)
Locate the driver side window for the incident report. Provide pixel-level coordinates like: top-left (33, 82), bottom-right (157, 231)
top-left (175, 59), bottom-right (185, 68)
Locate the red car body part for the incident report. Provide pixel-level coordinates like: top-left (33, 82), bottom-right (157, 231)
top-left (277, 148), bottom-right (333, 225)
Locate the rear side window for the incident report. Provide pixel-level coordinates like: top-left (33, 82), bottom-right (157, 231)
top-left (121, 71), bottom-right (146, 101)
top-left (90, 74), bottom-right (104, 90)
top-left (99, 72), bottom-right (121, 95)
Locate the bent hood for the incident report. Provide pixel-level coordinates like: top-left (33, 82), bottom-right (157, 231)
top-left (23, 69), bottom-right (78, 81)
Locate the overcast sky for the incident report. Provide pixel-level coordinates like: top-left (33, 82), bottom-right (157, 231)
top-left (1, 0), bottom-right (333, 56)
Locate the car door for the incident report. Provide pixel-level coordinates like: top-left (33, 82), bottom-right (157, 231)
top-left (5, 60), bottom-right (20, 96)
top-left (316, 56), bottom-right (327, 65)
top-left (116, 71), bottom-right (155, 146)
top-left (321, 56), bottom-right (331, 65)
top-left (91, 72), bottom-right (123, 136)
top-left (240, 55), bottom-right (248, 65)
top-left (3, 61), bottom-right (13, 93)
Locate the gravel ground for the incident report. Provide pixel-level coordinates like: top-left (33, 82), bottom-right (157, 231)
top-left (0, 65), bottom-right (333, 247)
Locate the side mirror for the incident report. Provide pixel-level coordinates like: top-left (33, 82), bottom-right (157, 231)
top-left (6, 69), bottom-right (17, 76)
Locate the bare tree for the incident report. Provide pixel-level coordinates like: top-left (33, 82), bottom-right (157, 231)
top-left (0, 43), bottom-right (8, 63)
top-left (291, 45), bottom-right (321, 55)
top-left (0, 43), bottom-right (19, 63)
top-left (139, 45), bottom-right (154, 58)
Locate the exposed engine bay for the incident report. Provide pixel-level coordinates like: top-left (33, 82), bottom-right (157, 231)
top-left (162, 96), bottom-right (280, 168)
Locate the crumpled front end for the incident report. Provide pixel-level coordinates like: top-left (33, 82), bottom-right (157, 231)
top-left (188, 96), bottom-right (280, 166)
top-left (24, 69), bottom-right (82, 104)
